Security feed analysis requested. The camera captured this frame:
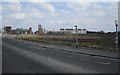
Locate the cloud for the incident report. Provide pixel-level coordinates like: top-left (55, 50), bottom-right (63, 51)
top-left (0, 5), bottom-right (2, 11)
top-left (61, 10), bottom-right (70, 14)
top-left (29, 1), bottom-right (56, 13)
top-left (67, 2), bottom-right (90, 10)
top-left (28, 0), bottom-right (44, 2)
top-left (27, 8), bottom-right (44, 18)
top-left (2, 2), bottom-right (118, 32)
top-left (48, 20), bottom-right (64, 25)
top-left (28, 1), bottom-right (57, 16)
top-left (10, 13), bottom-right (25, 20)
top-left (48, 20), bottom-right (55, 24)
top-left (1, 0), bottom-right (119, 2)
top-left (2, 2), bottom-right (21, 12)
top-left (40, 2), bottom-right (55, 12)
top-left (67, 2), bottom-right (117, 17)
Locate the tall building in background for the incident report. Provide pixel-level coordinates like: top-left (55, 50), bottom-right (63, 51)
top-left (38, 24), bottom-right (43, 33)
top-left (38, 24), bottom-right (41, 30)
top-left (35, 24), bottom-right (44, 35)
top-left (38, 24), bottom-right (42, 31)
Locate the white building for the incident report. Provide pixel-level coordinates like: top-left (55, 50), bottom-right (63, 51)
top-left (77, 29), bottom-right (87, 34)
top-left (66, 29), bottom-right (74, 33)
top-left (77, 29), bottom-right (82, 34)
top-left (60, 28), bottom-right (87, 34)
top-left (82, 29), bottom-right (87, 34)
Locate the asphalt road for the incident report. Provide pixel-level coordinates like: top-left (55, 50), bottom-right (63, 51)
top-left (2, 37), bottom-right (119, 73)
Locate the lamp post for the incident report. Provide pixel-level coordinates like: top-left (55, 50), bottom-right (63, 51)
top-left (75, 25), bottom-right (78, 48)
top-left (115, 20), bottom-right (118, 52)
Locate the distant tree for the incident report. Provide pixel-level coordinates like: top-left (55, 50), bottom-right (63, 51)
top-left (47, 31), bottom-right (53, 34)
top-left (99, 30), bottom-right (105, 34)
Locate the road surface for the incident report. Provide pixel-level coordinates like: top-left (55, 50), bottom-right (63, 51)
top-left (2, 37), bottom-right (119, 73)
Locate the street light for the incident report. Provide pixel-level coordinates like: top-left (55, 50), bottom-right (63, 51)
top-left (75, 25), bottom-right (78, 48)
top-left (115, 20), bottom-right (118, 52)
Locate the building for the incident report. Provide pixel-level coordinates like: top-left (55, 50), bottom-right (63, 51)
top-left (11, 28), bottom-right (28, 34)
top-left (60, 28), bottom-right (87, 34)
top-left (27, 27), bottom-right (33, 34)
top-left (35, 24), bottom-right (44, 35)
top-left (66, 29), bottom-right (74, 33)
top-left (82, 29), bottom-right (87, 34)
top-left (4, 26), bottom-right (12, 33)
top-left (77, 29), bottom-right (87, 34)
top-left (78, 29), bottom-right (82, 34)
top-left (38, 24), bottom-right (43, 31)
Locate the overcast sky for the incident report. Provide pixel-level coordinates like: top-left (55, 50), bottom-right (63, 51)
top-left (1, 0), bottom-right (118, 32)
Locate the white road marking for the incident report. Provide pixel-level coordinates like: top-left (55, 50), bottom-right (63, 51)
top-left (96, 62), bottom-right (111, 65)
top-left (47, 57), bottom-right (82, 70)
top-left (79, 58), bottom-right (88, 61)
top-left (98, 57), bottom-right (118, 61)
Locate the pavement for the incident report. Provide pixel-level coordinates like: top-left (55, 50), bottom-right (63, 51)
top-left (2, 37), bottom-right (119, 73)
top-left (38, 43), bottom-right (119, 59)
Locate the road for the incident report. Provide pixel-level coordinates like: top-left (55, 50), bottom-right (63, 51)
top-left (2, 37), bottom-right (119, 73)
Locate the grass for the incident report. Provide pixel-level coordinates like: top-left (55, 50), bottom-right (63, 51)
top-left (16, 34), bottom-right (119, 51)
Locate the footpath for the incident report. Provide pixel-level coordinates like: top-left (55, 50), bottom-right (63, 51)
top-left (39, 43), bottom-right (119, 59)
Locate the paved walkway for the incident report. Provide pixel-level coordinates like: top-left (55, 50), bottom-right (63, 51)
top-left (41, 44), bottom-right (119, 59)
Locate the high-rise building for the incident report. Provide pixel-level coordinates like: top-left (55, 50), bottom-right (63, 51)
top-left (38, 24), bottom-right (43, 32)
top-left (37, 24), bottom-right (44, 34)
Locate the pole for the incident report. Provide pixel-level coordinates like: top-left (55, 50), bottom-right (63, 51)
top-left (115, 20), bottom-right (118, 52)
top-left (75, 25), bottom-right (78, 48)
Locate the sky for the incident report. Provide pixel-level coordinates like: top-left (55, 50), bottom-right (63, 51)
top-left (1, 0), bottom-right (119, 32)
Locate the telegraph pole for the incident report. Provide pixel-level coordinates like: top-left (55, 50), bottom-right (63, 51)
top-left (115, 20), bottom-right (118, 52)
top-left (75, 25), bottom-right (78, 48)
